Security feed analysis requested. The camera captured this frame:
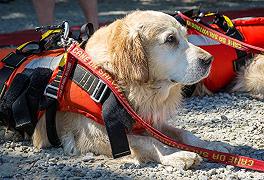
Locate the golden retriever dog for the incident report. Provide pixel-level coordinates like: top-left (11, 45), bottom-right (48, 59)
top-left (33, 10), bottom-right (233, 169)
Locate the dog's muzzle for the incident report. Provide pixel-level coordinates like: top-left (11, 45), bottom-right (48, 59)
top-left (199, 55), bottom-right (214, 67)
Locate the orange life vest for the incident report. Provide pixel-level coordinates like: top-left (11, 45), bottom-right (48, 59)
top-left (0, 48), bottom-right (144, 133)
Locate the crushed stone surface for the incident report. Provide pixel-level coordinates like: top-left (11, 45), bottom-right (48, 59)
top-left (1, 93), bottom-right (264, 179)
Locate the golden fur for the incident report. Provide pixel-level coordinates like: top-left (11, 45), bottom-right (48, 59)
top-left (33, 10), bottom-right (233, 169)
top-left (232, 54), bottom-right (264, 97)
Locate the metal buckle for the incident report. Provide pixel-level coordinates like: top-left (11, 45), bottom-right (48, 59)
top-left (91, 80), bottom-right (108, 103)
top-left (44, 84), bottom-right (59, 99)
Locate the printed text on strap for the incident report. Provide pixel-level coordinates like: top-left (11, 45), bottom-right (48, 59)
top-left (177, 12), bottom-right (264, 54)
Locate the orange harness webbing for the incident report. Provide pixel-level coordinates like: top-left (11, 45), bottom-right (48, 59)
top-left (57, 65), bottom-right (145, 134)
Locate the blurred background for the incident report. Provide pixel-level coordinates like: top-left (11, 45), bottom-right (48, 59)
top-left (0, 0), bottom-right (264, 33)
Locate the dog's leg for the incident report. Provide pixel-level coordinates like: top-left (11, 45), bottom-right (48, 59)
top-left (161, 124), bottom-right (233, 153)
top-left (73, 119), bottom-right (113, 157)
top-left (61, 132), bottom-right (80, 155)
top-left (33, 112), bottom-right (80, 155)
top-left (32, 114), bottom-right (51, 149)
top-left (71, 121), bottom-right (201, 169)
top-left (127, 135), bottom-right (202, 169)
top-left (33, 112), bottom-right (113, 156)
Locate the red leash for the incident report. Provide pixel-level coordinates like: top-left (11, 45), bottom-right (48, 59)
top-left (65, 42), bottom-right (264, 171)
top-left (177, 12), bottom-right (264, 54)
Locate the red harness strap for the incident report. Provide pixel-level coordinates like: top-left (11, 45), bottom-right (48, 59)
top-left (177, 12), bottom-right (264, 54)
top-left (66, 42), bottom-right (264, 172)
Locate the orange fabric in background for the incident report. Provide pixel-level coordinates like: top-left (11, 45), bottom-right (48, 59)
top-left (234, 17), bottom-right (264, 49)
top-left (202, 45), bottom-right (237, 92)
top-left (198, 17), bottom-right (264, 92)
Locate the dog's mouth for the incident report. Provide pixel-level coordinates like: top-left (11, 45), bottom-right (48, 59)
top-left (170, 79), bottom-right (177, 83)
top-left (180, 67), bottom-right (211, 85)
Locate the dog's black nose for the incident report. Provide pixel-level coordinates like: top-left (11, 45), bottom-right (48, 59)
top-left (200, 56), bottom-right (213, 66)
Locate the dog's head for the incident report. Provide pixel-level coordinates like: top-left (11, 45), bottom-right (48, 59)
top-left (100, 11), bottom-right (213, 85)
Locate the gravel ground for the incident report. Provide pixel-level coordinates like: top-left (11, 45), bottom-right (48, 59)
top-left (1, 0), bottom-right (264, 179)
top-left (1, 93), bottom-right (264, 179)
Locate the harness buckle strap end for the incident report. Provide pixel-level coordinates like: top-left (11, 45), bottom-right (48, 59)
top-left (44, 92), bottom-right (58, 100)
top-left (44, 84), bottom-right (59, 99)
top-left (91, 79), bottom-right (109, 103)
top-left (46, 84), bottom-right (59, 91)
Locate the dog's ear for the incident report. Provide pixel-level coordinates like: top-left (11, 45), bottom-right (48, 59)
top-left (108, 20), bottom-right (149, 83)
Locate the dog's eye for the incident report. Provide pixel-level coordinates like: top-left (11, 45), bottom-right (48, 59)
top-left (165, 35), bottom-right (177, 44)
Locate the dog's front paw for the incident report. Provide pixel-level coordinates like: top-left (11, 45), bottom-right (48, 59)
top-left (251, 93), bottom-right (264, 100)
top-left (205, 141), bottom-right (234, 153)
top-left (161, 151), bottom-right (202, 170)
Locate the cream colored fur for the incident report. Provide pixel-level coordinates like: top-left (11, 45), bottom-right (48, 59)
top-left (232, 54), bottom-right (264, 98)
top-left (33, 10), bottom-right (233, 170)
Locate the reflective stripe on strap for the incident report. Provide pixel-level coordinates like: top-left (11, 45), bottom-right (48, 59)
top-left (67, 42), bottom-right (264, 172)
top-left (71, 64), bottom-right (110, 103)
